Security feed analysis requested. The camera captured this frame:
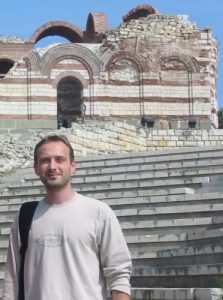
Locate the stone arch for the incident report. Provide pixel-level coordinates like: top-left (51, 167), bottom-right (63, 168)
top-left (123, 4), bottom-right (159, 23)
top-left (40, 44), bottom-right (101, 78)
top-left (108, 59), bottom-right (140, 83)
top-left (86, 13), bottom-right (108, 34)
top-left (159, 53), bottom-right (200, 73)
top-left (53, 71), bottom-right (89, 89)
top-left (31, 21), bottom-right (83, 44)
top-left (23, 51), bottom-right (41, 72)
top-left (85, 13), bottom-right (108, 42)
top-left (104, 51), bottom-right (146, 116)
top-left (104, 50), bottom-right (148, 73)
top-left (159, 53), bottom-right (199, 116)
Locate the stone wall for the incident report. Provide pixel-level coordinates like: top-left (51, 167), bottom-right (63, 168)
top-left (0, 4), bottom-right (218, 128)
top-left (106, 14), bottom-right (197, 42)
top-left (1, 121), bottom-right (223, 177)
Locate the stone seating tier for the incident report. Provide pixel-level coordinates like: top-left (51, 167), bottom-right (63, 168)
top-left (1, 146), bottom-right (223, 299)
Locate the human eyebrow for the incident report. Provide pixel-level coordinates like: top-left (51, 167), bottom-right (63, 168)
top-left (54, 156), bottom-right (66, 162)
top-left (38, 155), bottom-right (67, 163)
top-left (38, 156), bottom-right (51, 163)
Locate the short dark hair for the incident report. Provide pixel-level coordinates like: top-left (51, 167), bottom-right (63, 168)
top-left (34, 135), bottom-right (74, 164)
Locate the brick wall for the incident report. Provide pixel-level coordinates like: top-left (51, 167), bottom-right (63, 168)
top-left (0, 6), bottom-right (219, 128)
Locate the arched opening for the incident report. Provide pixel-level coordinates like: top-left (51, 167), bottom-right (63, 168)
top-left (0, 59), bottom-right (14, 78)
top-left (123, 4), bottom-right (159, 23)
top-left (57, 77), bottom-right (83, 127)
top-left (35, 36), bottom-right (70, 48)
top-left (31, 21), bottom-right (83, 45)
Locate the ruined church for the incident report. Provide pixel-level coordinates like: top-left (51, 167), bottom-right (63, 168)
top-left (0, 4), bottom-right (218, 129)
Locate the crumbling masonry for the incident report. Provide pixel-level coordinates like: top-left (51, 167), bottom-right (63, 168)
top-left (0, 4), bottom-right (218, 129)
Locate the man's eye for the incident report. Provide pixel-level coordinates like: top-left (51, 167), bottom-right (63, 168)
top-left (40, 158), bottom-right (49, 163)
top-left (56, 157), bottom-right (65, 163)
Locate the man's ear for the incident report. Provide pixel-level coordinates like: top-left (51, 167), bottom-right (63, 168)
top-left (34, 163), bottom-right (39, 176)
top-left (71, 161), bottom-right (76, 175)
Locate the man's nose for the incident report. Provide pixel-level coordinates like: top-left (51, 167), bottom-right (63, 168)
top-left (48, 158), bottom-right (57, 169)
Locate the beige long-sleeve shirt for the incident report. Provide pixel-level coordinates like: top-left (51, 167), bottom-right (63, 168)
top-left (2, 193), bottom-right (132, 300)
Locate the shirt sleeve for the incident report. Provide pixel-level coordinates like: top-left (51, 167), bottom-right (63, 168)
top-left (99, 204), bottom-right (132, 296)
top-left (2, 214), bottom-right (21, 300)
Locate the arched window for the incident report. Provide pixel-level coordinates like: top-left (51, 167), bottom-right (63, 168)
top-left (0, 59), bottom-right (14, 78)
top-left (57, 77), bottom-right (83, 127)
top-left (108, 59), bottom-right (139, 83)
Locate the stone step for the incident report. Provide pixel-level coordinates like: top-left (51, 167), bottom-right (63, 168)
top-left (0, 192), bottom-right (219, 212)
top-left (1, 176), bottom-right (209, 197)
top-left (89, 150), bottom-right (223, 163)
top-left (76, 157), bottom-right (223, 174)
top-left (0, 232), bottom-right (222, 272)
top-left (198, 180), bottom-right (223, 194)
top-left (5, 166), bottom-right (223, 191)
top-left (103, 192), bottom-right (223, 209)
top-left (126, 228), bottom-right (223, 251)
top-left (132, 243), bottom-right (223, 260)
top-left (127, 228), bottom-right (223, 244)
top-left (0, 242), bottom-right (222, 268)
top-left (75, 148), bottom-right (223, 170)
top-left (0, 187), bottom-right (194, 204)
top-left (1, 145), bottom-right (223, 183)
top-left (128, 288), bottom-right (223, 300)
top-left (115, 203), bottom-right (223, 221)
top-left (0, 282), bottom-right (222, 300)
top-left (1, 145), bottom-right (223, 296)
top-left (0, 185), bottom-right (195, 200)
top-left (1, 215), bottom-right (222, 242)
top-left (3, 151), bottom-right (223, 184)
top-left (121, 216), bottom-right (223, 236)
top-left (131, 264), bottom-right (223, 288)
top-left (131, 244), bottom-right (223, 267)
top-left (6, 158), bottom-right (223, 186)
top-left (1, 146), bottom-right (214, 178)
top-left (1, 226), bottom-right (222, 255)
top-left (0, 202), bottom-right (222, 227)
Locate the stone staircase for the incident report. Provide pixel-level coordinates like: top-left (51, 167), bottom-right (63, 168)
top-left (1, 145), bottom-right (223, 299)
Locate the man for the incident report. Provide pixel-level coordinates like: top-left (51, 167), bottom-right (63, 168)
top-left (2, 135), bottom-right (132, 300)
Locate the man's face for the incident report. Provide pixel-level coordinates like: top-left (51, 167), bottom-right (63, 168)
top-left (34, 141), bottom-right (76, 190)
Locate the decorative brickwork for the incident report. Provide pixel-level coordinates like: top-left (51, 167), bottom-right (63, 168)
top-left (40, 44), bottom-right (101, 78)
top-left (53, 71), bottom-right (89, 89)
top-left (0, 4), bottom-right (219, 128)
top-left (122, 4), bottom-right (160, 23)
top-left (31, 21), bottom-right (83, 43)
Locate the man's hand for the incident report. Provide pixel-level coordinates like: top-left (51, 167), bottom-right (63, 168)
top-left (111, 290), bottom-right (131, 300)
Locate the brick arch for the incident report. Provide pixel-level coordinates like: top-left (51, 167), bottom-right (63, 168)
top-left (103, 51), bottom-right (149, 73)
top-left (31, 21), bottom-right (83, 44)
top-left (53, 71), bottom-right (89, 89)
top-left (123, 4), bottom-right (159, 23)
top-left (40, 44), bottom-right (101, 78)
top-left (85, 13), bottom-right (108, 42)
top-left (86, 13), bottom-right (108, 34)
top-left (23, 51), bottom-right (41, 71)
top-left (159, 53), bottom-right (200, 73)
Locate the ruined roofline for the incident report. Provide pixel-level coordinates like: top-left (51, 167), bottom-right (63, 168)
top-left (0, 36), bottom-right (26, 43)
top-left (122, 3), bottom-right (160, 23)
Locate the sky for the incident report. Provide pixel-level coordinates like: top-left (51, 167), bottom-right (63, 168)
top-left (0, 0), bottom-right (223, 107)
